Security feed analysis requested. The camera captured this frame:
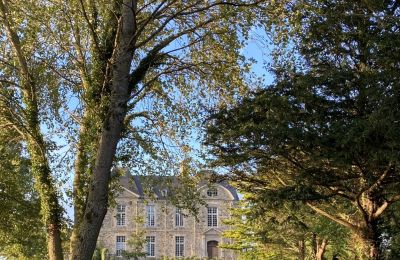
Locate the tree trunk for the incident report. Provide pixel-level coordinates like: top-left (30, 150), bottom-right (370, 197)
top-left (355, 215), bottom-right (380, 260)
top-left (316, 238), bottom-right (328, 260)
top-left (0, 1), bottom-right (64, 258)
top-left (48, 223), bottom-right (64, 260)
top-left (26, 127), bottom-right (64, 260)
top-left (25, 97), bottom-right (64, 259)
top-left (68, 1), bottom-right (136, 259)
top-left (360, 233), bottom-right (380, 259)
top-left (358, 195), bottom-right (382, 260)
top-left (298, 239), bottom-right (305, 260)
top-left (312, 233), bottom-right (328, 260)
top-left (69, 123), bottom-right (89, 258)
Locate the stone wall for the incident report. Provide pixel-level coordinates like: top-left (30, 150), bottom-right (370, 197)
top-left (97, 183), bottom-right (238, 259)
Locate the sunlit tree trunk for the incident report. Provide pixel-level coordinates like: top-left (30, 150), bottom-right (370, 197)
top-left (298, 239), bottom-right (305, 260)
top-left (69, 1), bottom-right (136, 258)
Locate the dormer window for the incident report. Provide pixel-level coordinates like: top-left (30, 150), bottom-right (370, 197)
top-left (161, 189), bottom-right (168, 197)
top-left (207, 187), bottom-right (218, 197)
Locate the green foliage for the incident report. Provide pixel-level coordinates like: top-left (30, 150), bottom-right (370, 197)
top-left (92, 247), bottom-right (108, 260)
top-left (122, 217), bottom-right (147, 260)
top-left (379, 203), bottom-right (400, 258)
top-left (1, 0), bottom-right (266, 257)
top-left (221, 194), bottom-right (352, 259)
top-left (92, 248), bottom-right (100, 260)
top-left (160, 257), bottom-right (205, 260)
top-left (0, 129), bottom-right (46, 258)
top-left (206, 0), bottom-right (400, 258)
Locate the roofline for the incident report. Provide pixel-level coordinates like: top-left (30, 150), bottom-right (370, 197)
top-left (121, 186), bottom-right (140, 198)
top-left (197, 183), bottom-right (237, 201)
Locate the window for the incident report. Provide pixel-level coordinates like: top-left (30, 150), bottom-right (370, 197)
top-left (207, 187), bottom-right (218, 197)
top-left (207, 207), bottom-right (218, 227)
top-left (161, 189), bottom-right (168, 197)
top-left (175, 236), bottom-right (184, 257)
top-left (146, 205), bottom-right (155, 226)
top-left (175, 208), bottom-right (184, 227)
top-left (146, 236), bottom-right (155, 257)
top-left (116, 236), bottom-right (126, 257)
top-left (116, 204), bottom-right (126, 226)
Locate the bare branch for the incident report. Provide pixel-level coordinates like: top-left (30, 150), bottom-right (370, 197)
top-left (360, 164), bottom-right (394, 196)
top-left (306, 202), bottom-right (361, 231)
top-left (0, 78), bottom-right (21, 88)
top-left (373, 194), bottom-right (400, 219)
top-left (134, 0), bottom-right (175, 45)
top-left (77, 0), bottom-right (100, 53)
top-left (0, 0), bottom-right (31, 86)
top-left (129, 17), bottom-right (215, 92)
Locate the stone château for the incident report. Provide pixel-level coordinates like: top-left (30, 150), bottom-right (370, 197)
top-left (97, 174), bottom-right (239, 259)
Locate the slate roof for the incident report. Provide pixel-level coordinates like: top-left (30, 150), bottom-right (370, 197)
top-left (119, 174), bottom-right (239, 201)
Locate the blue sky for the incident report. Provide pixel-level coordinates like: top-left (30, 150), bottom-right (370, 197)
top-left (57, 27), bottom-right (276, 221)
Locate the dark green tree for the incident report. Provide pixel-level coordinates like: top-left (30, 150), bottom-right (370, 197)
top-left (206, 1), bottom-right (400, 259)
top-left (221, 192), bottom-right (352, 260)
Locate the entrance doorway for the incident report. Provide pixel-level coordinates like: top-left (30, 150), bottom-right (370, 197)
top-left (207, 240), bottom-right (219, 259)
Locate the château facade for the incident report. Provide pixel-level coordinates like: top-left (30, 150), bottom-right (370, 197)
top-left (97, 174), bottom-right (239, 259)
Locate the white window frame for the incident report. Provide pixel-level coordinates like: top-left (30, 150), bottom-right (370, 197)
top-left (175, 236), bottom-right (184, 257)
top-left (146, 236), bottom-right (155, 257)
top-left (207, 207), bottom-right (218, 227)
top-left (146, 205), bottom-right (155, 227)
top-left (175, 208), bottom-right (184, 227)
top-left (207, 187), bottom-right (218, 197)
top-left (116, 235), bottom-right (126, 257)
top-left (116, 204), bottom-right (126, 226)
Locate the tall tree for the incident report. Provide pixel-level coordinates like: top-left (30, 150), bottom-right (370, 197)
top-left (0, 1), bottom-right (65, 259)
top-left (206, 1), bottom-right (400, 259)
top-left (55, 1), bottom-right (263, 258)
top-left (0, 0), bottom-right (264, 258)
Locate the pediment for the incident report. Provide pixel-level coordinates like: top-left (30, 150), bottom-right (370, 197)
top-left (204, 228), bottom-right (222, 235)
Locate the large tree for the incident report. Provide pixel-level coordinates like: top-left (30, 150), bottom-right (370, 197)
top-left (1, 0), bottom-right (264, 259)
top-left (206, 0), bottom-right (400, 259)
top-left (0, 1), bottom-right (65, 258)
top-left (59, 1), bottom-right (262, 259)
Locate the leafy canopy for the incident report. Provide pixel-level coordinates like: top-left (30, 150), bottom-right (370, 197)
top-left (206, 0), bottom-right (400, 257)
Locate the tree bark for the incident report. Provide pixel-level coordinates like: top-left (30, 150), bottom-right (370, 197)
top-left (25, 101), bottom-right (64, 260)
top-left (316, 238), bottom-right (328, 260)
top-left (298, 239), bottom-right (305, 260)
top-left (69, 121), bottom-right (89, 258)
top-left (360, 225), bottom-right (380, 259)
top-left (68, 1), bottom-right (136, 259)
top-left (69, 1), bottom-right (118, 254)
top-left (25, 91), bottom-right (64, 260)
top-left (357, 194), bottom-right (382, 259)
top-left (312, 233), bottom-right (328, 260)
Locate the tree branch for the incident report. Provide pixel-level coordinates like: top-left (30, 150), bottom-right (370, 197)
top-left (306, 202), bottom-right (360, 231)
top-left (78, 0), bottom-right (100, 53)
top-left (373, 194), bottom-right (400, 219)
top-left (0, 0), bottom-right (30, 86)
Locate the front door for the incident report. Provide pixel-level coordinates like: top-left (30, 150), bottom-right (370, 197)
top-left (207, 240), bottom-right (219, 259)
